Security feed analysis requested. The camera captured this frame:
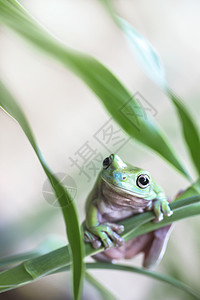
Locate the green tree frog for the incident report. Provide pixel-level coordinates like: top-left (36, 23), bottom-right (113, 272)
top-left (84, 154), bottom-right (173, 268)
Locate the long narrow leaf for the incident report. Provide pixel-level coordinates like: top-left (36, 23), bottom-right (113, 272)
top-left (175, 178), bottom-right (200, 203)
top-left (86, 263), bottom-right (200, 300)
top-left (0, 0), bottom-right (191, 179)
top-left (0, 236), bottom-right (65, 268)
top-left (0, 195), bottom-right (199, 293)
top-left (99, 0), bottom-right (200, 177)
top-left (29, 263), bottom-right (200, 300)
top-left (0, 81), bottom-right (84, 300)
top-left (168, 90), bottom-right (200, 176)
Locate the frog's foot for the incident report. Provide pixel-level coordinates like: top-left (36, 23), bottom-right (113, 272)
top-left (84, 230), bottom-right (102, 249)
top-left (153, 199), bottom-right (173, 223)
top-left (85, 223), bottom-right (125, 249)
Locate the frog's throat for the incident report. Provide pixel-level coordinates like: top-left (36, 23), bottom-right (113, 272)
top-left (102, 178), bottom-right (149, 199)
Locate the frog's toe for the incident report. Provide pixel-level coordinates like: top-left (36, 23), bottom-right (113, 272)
top-left (166, 210), bottom-right (173, 217)
top-left (158, 214), bottom-right (164, 222)
top-left (162, 202), bottom-right (173, 217)
top-left (92, 239), bottom-right (102, 249)
top-left (153, 213), bottom-right (163, 223)
top-left (84, 234), bottom-right (90, 243)
top-left (111, 232), bottom-right (124, 247)
top-left (84, 230), bottom-right (95, 242)
top-left (97, 231), bottom-right (113, 248)
top-left (105, 223), bottom-right (124, 234)
top-left (153, 202), bottom-right (163, 222)
top-left (102, 237), bottom-right (113, 249)
top-left (116, 225), bottom-right (124, 234)
top-left (84, 230), bottom-right (102, 249)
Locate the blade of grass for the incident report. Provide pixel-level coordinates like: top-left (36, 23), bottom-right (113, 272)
top-left (0, 0), bottom-right (191, 180)
top-left (86, 263), bottom-right (200, 300)
top-left (85, 272), bottom-right (118, 300)
top-left (0, 80), bottom-right (84, 300)
top-left (0, 194), bottom-right (199, 293)
top-left (99, 0), bottom-right (200, 177)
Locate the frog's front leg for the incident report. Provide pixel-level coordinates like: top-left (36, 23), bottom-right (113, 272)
top-left (84, 203), bottom-right (124, 249)
top-left (153, 195), bottom-right (173, 222)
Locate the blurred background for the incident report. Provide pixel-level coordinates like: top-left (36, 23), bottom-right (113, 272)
top-left (0, 0), bottom-right (199, 299)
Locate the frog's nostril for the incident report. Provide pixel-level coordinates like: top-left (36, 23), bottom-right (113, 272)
top-left (113, 172), bottom-right (121, 180)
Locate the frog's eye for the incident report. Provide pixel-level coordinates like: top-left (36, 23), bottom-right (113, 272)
top-left (136, 174), bottom-right (150, 189)
top-left (103, 157), bottom-right (112, 169)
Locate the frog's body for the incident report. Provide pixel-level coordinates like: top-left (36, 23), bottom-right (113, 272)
top-left (87, 178), bottom-right (151, 223)
top-left (84, 154), bottom-right (173, 268)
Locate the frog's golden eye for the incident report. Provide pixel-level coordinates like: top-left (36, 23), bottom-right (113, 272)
top-left (136, 174), bottom-right (150, 189)
top-left (103, 157), bottom-right (112, 169)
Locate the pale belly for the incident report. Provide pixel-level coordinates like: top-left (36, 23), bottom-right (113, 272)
top-left (98, 198), bottom-right (150, 223)
top-left (97, 181), bottom-right (152, 222)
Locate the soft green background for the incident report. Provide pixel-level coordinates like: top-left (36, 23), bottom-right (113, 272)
top-left (0, 0), bottom-right (199, 299)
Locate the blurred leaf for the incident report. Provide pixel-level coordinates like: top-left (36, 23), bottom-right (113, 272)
top-left (99, 0), bottom-right (166, 88)
top-left (0, 0), bottom-right (191, 179)
top-left (0, 81), bottom-right (84, 300)
top-left (117, 17), bottom-right (166, 88)
top-left (0, 236), bottom-right (66, 268)
top-left (86, 263), bottom-right (200, 300)
top-left (168, 91), bottom-right (200, 176)
top-left (176, 178), bottom-right (200, 200)
top-left (85, 272), bottom-right (118, 300)
top-left (99, 0), bottom-right (200, 177)
top-left (0, 195), bottom-right (199, 293)
top-left (0, 206), bottom-right (59, 257)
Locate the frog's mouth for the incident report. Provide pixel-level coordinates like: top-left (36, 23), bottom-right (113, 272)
top-left (102, 178), bottom-right (152, 204)
top-left (101, 180), bottom-right (151, 210)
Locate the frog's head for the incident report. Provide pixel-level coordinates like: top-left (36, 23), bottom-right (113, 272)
top-left (101, 154), bottom-right (156, 200)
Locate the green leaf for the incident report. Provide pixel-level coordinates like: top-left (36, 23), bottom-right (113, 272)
top-left (0, 81), bottom-right (84, 300)
top-left (175, 178), bottom-right (200, 200)
top-left (85, 272), bottom-right (118, 300)
top-left (0, 236), bottom-right (65, 268)
top-left (99, 0), bottom-right (166, 88)
top-left (122, 195), bottom-right (200, 242)
top-left (86, 263), bottom-right (200, 300)
top-left (99, 0), bottom-right (200, 177)
top-left (0, 0), bottom-right (191, 180)
top-left (168, 91), bottom-right (200, 176)
top-left (117, 17), bottom-right (166, 88)
top-left (0, 206), bottom-right (59, 257)
top-left (0, 195), bottom-right (199, 293)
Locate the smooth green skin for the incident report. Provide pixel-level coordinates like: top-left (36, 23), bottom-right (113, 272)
top-left (84, 154), bottom-right (173, 249)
